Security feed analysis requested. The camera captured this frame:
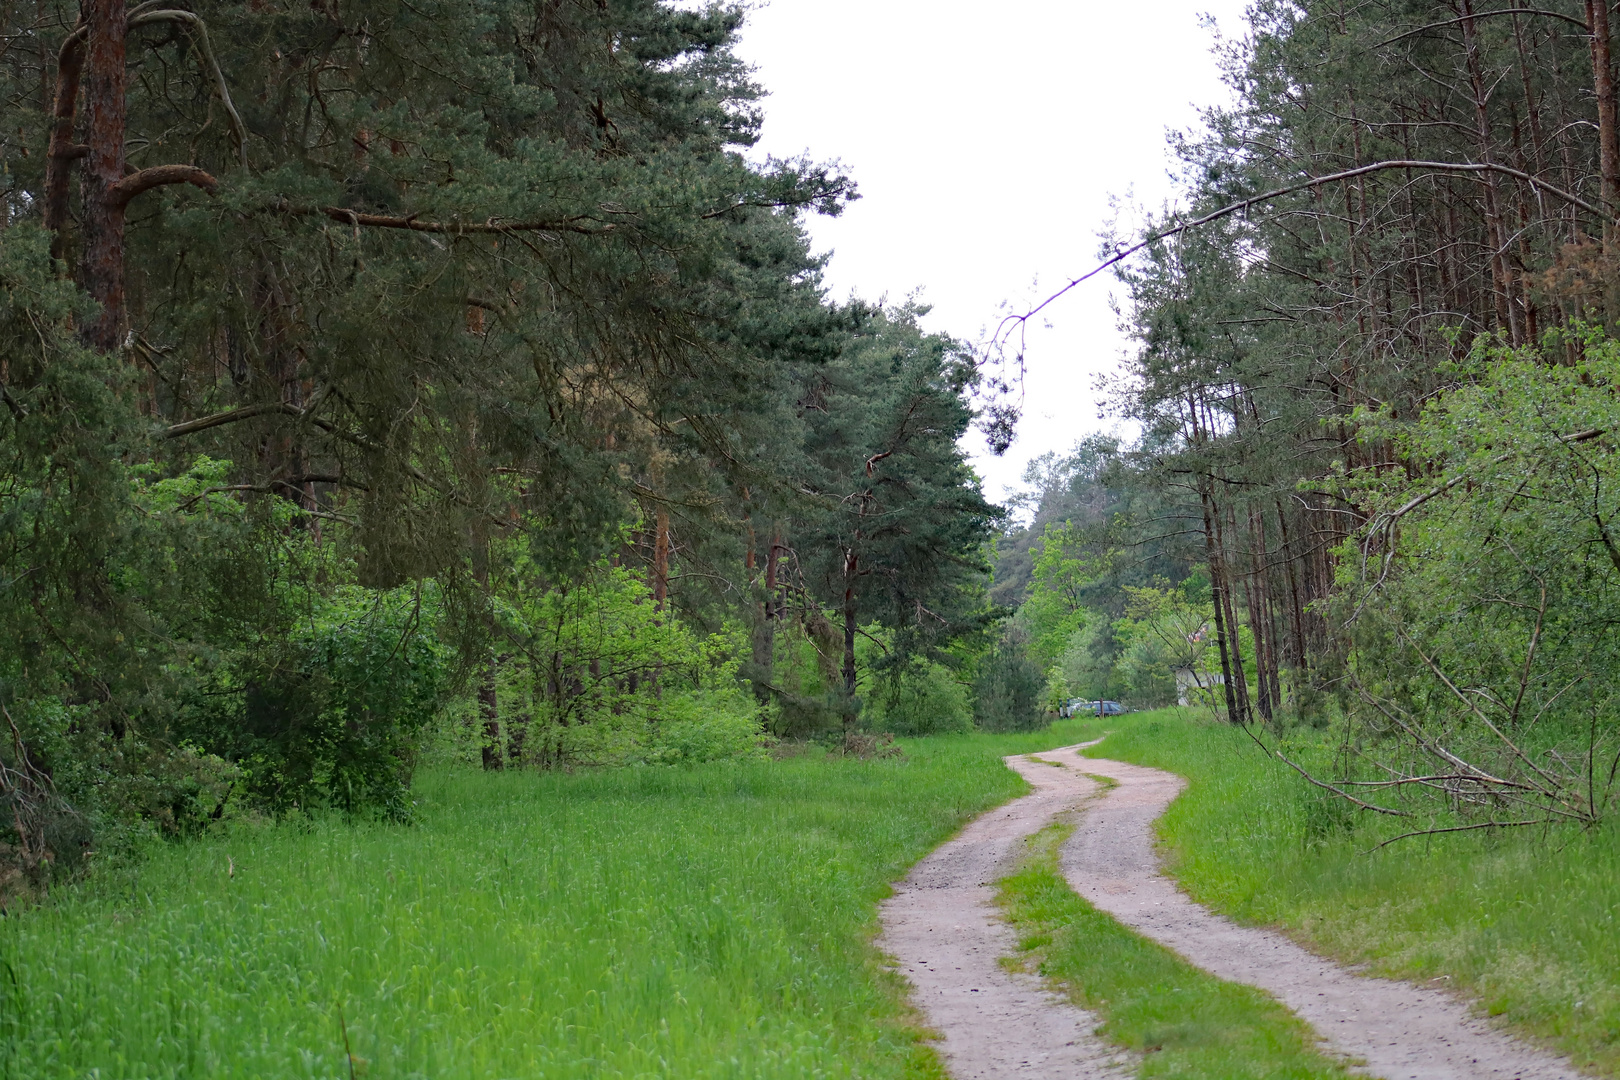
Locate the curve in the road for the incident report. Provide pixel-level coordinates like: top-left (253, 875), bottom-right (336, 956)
top-left (880, 740), bottom-right (1585, 1080)
top-left (1051, 745), bottom-right (1581, 1080)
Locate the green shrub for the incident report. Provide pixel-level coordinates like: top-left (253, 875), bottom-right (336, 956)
top-left (975, 624), bottom-right (1047, 732)
top-left (869, 659), bottom-right (973, 736)
top-left (178, 587), bottom-right (450, 820)
top-left (644, 688), bottom-right (769, 764)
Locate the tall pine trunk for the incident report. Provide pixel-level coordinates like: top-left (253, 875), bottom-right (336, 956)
top-left (80, 0), bottom-right (127, 353)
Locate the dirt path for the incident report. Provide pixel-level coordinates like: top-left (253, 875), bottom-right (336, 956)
top-left (1046, 744), bottom-right (1583, 1080)
top-left (881, 742), bottom-right (1584, 1080)
top-left (877, 748), bottom-right (1129, 1079)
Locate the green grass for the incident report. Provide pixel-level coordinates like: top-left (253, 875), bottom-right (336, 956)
top-left (997, 822), bottom-right (1352, 1079)
top-left (0, 721), bottom-right (1096, 1080)
top-left (1078, 708), bottom-right (1620, 1076)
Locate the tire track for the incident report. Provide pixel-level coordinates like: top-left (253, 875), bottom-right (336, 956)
top-left (1046, 744), bottom-right (1582, 1080)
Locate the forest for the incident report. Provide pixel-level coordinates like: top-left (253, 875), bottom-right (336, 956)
top-left (2, 0), bottom-right (1620, 1077)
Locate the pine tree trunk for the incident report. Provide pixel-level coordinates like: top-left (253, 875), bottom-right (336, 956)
top-left (79, 0), bottom-right (126, 353)
top-left (478, 654), bottom-right (502, 771)
top-left (44, 27), bottom-right (86, 257)
top-left (841, 548), bottom-right (858, 728)
top-left (653, 510), bottom-right (670, 610)
top-left (750, 528), bottom-right (780, 704)
top-left (1201, 487), bottom-right (1243, 723)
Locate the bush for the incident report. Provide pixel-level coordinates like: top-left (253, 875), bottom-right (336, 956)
top-left (644, 689), bottom-right (769, 764)
top-left (868, 658), bottom-right (973, 736)
top-left (178, 587), bottom-right (450, 821)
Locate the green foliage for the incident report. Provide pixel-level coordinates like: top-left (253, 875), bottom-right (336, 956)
top-left (999, 822), bottom-right (1353, 1079)
top-left (1113, 583), bottom-right (1219, 708)
top-left (493, 547), bottom-right (764, 767)
top-left (973, 624), bottom-right (1047, 732)
top-left (795, 306), bottom-right (1001, 697)
top-left (642, 689), bottom-right (769, 765)
top-left (867, 657), bottom-right (974, 737)
top-left (1054, 622), bottom-right (1126, 704)
top-left (1332, 328), bottom-right (1620, 822)
top-left (179, 585), bottom-right (450, 821)
top-left (1020, 522), bottom-right (1099, 668)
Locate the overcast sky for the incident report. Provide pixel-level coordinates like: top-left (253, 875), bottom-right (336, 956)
top-left (728, 0), bottom-right (1251, 508)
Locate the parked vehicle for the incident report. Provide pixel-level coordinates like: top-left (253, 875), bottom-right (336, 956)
top-left (1058, 698), bottom-right (1125, 718)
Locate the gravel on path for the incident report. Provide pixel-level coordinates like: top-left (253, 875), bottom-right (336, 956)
top-left (877, 748), bottom-right (1130, 1079)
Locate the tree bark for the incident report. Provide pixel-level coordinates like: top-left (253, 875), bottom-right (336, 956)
top-left (1460, 0), bottom-right (1520, 340)
top-left (653, 510), bottom-right (670, 609)
top-left (478, 655), bottom-right (502, 771)
top-left (1590, 0), bottom-right (1620, 210)
top-left (1201, 486), bottom-right (1244, 724)
top-left (750, 527), bottom-right (781, 704)
top-left (841, 548), bottom-right (859, 725)
top-left (44, 27), bottom-right (86, 257)
top-left (78, 0), bottom-right (127, 353)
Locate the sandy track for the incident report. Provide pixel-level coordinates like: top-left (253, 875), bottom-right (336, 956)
top-left (1046, 744), bottom-right (1584, 1080)
top-left (877, 749), bottom-right (1129, 1079)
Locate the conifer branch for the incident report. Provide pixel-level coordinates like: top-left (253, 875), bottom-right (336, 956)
top-left (108, 165), bottom-right (218, 209)
top-left (276, 203), bottom-right (608, 236)
top-left (1374, 8), bottom-right (1590, 49)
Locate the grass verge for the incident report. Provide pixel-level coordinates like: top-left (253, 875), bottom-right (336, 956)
top-left (1078, 708), bottom-right (1620, 1075)
top-left (997, 821), bottom-right (1353, 1079)
top-left (0, 720), bottom-right (1096, 1080)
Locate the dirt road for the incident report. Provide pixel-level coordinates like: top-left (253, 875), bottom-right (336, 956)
top-left (880, 742), bottom-right (1582, 1080)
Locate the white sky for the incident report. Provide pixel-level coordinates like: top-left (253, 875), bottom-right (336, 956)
top-left (730, 0), bottom-right (1250, 507)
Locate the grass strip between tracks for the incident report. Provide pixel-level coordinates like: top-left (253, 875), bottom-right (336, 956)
top-left (997, 821), bottom-right (1355, 1080)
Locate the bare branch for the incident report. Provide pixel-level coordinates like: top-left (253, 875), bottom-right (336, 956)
top-left (999, 162), bottom-right (1607, 346)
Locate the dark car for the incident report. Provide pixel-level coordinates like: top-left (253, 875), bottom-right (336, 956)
top-left (1096, 700), bottom-right (1125, 716)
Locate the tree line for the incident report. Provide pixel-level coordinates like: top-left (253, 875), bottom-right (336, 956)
top-left (1007, 0), bottom-right (1620, 835)
top-left (0, 0), bottom-right (1048, 899)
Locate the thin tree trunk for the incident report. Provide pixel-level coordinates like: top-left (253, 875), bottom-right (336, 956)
top-left (653, 509), bottom-right (670, 610)
top-left (1214, 501), bottom-right (1253, 723)
top-left (1245, 510), bottom-right (1275, 722)
top-left (750, 527), bottom-right (781, 704)
top-left (1201, 486), bottom-right (1244, 724)
top-left (1589, 0), bottom-right (1620, 320)
top-left (1461, 0), bottom-right (1521, 340)
top-left (478, 654), bottom-right (502, 771)
top-left (841, 548), bottom-right (858, 729)
top-left (44, 26), bottom-right (86, 258)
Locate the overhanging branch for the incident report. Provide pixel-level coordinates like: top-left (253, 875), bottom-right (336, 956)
top-left (998, 160), bottom-right (1608, 346)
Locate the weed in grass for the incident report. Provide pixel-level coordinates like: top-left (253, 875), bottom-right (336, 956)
top-left (1083, 708), bottom-right (1620, 1075)
top-left (997, 822), bottom-right (1353, 1079)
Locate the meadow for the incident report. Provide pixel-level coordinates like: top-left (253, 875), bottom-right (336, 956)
top-left (0, 722), bottom-right (1095, 1080)
top-left (5, 708), bottom-right (1616, 1078)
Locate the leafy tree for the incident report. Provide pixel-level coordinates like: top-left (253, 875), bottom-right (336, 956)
top-left (1330, 328), bottom-right (1620, 827)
